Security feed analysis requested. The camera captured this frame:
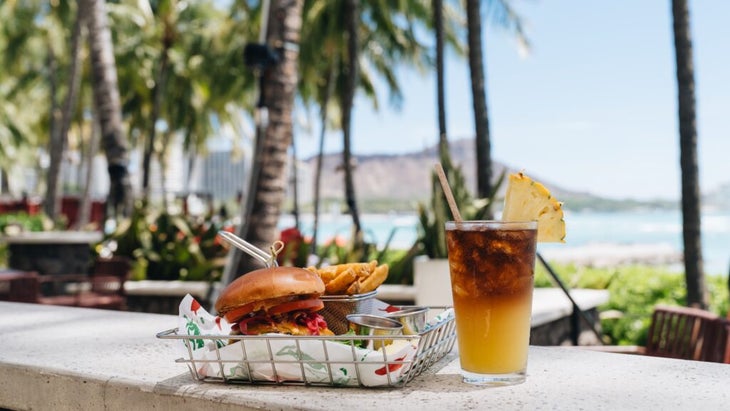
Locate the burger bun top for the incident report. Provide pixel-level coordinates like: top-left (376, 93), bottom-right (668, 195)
top-left (215, 266), bottom-right (324, 316)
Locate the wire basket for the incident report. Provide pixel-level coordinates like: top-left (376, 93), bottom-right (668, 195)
top-left (320, 291), bottom-right (378, 334)
top-left (157, 307), bottom-right (456, 388)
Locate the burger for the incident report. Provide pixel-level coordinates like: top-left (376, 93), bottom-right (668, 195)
top-left (215, 266), bottom-right (333, 336)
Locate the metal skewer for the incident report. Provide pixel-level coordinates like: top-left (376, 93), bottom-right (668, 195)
top-left (217, 231), bottom-right (278, 267)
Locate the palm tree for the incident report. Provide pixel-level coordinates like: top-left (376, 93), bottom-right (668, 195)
top-left (110, 0), bottom-right (253, 205)
top-left (298, 0), bottom-right (433, 256)
top-left (671, 0), bottom-right (707, 309)
top-left (84, 0), bottom-right (133, 219)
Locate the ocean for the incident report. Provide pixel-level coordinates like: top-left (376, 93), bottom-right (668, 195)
top-left (279, 210), bottom-right (730, 276)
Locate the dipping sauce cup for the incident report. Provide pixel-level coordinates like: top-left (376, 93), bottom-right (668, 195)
top-left (384, 306), bottom-right (428, 335)
top-left (445, 220), bottom-right (537, 386)
top-left (346, 314), bottom-right (403, 350)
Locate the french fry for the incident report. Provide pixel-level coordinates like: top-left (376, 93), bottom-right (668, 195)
top-left (324, 267), bottom-right (357, 294)
top-left (311, 265), bottom-right (338, 283)
top-left (329, 262), bottom-right (368, 278)
top-left (346, 279), bottom-right (361, 295)
top-left (357, 263), bottom-right (389, 294)
top-left (356, 260), bottom-right (377, 278)
top-left (309, 261), bottom-right (389, 295)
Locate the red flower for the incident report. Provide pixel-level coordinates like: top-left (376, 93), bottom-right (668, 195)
top-left (277, 227), bottom-right (306, 265)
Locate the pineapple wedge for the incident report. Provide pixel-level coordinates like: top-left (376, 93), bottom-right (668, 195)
top-left (502, 172), bottom-right (566, 243)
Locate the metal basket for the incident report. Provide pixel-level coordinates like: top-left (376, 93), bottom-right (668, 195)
top-left (157, 307), bottom-right (455, 388)
top-left (319, 291), bottom-right (377, 334)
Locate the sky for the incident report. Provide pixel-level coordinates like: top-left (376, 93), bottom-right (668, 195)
top-left (293, 1), bottom-right (730, 201)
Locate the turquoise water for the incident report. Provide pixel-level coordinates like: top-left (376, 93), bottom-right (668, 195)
top-left (279, 210), bottom-right (730, 276)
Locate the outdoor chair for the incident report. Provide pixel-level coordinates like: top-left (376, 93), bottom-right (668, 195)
top-left (583, 305), bottom-right (729, 364)
top-left (85, 256), bottom-right (132, 310)
top-left (5, 257), bottom-right (131, 310)
top-left (8, 274), bottom-right (84, 307)
top-left (643, 305), bottom-right (727, 363)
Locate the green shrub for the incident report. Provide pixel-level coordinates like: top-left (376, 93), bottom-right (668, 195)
top-left (535, 262), bottom-right (729, 346)
top-left (0, 212), bottom-right (59, 266)
top-left (0, 212), bottom-right (56, 233)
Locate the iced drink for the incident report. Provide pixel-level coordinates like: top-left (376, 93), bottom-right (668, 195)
top-left (445, 220), bottom-right (537, 386)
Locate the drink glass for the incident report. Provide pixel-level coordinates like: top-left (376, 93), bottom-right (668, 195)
top-left (445, 220), bottom-right (538, 386)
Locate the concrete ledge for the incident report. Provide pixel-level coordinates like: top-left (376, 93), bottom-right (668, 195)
top-left (1, 231), bottom-right (103, 244)
top-left (125, 280), bottom-right (213, 299)
top-left (530, 288), bottom-right (609, 327)
top-left (1, 302), bottom-right (728, 410)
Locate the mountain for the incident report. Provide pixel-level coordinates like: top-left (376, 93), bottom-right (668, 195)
top-left (294, 138), bottom-right (672, 213)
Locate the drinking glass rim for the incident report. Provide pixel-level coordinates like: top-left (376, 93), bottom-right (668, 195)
top-left (445, 220), bottom-right (538, 230)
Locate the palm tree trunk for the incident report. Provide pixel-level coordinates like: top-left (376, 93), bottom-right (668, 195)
top-left (45, 46), bottom-right (61, 219)
top-left (141, 31), bottom-right (172, 200)
top-left (0, 169), bottom-right (9, 194)
top-left (77, 115), bottom-right (101, 229)
top-left (84, 0), bottom-right (133, 219)
top-left (185, 145), bottom-right (197, 195)
top-left (434, 0), bottom-right (449, 161)
top-left (312, 66), bottom-right (337, 251)
top-left (342, 0), bottom-right (362, 239)
top-left (290, 136), bottom-right (300, 229)
top-left (672, 0), bottom-right (707, 309)
top-left (45, 6), bottom-right (86, 222)
top-left (232, 0), bottom-right (304, 277)
top-left (465, 0), bottom-right (493, 210)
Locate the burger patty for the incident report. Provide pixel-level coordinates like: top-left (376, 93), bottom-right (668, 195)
top-left (232, 310), bottom-right (332, 336)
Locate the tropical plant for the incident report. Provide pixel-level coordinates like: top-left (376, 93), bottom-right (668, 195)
top-left (416, 156), bottom-right (504, 259)
top-left (101, 201), bottom-right (228, 282)
top-left (0, 1), bottom-right (52, 195)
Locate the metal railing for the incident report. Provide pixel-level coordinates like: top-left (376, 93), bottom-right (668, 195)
top-left (537, 252), bottom-right (605, 345)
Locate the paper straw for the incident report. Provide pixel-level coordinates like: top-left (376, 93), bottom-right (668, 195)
top-left (434, 163), bottom-right (463, 223)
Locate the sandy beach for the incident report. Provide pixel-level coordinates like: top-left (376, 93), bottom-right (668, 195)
top-left (539, 242), bottom-right (683, 268)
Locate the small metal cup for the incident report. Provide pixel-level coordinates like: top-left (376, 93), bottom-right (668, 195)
top-left (384, 306), bottom-right (428, 335)
top-left (346, 314), bottom-right (403, 350)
